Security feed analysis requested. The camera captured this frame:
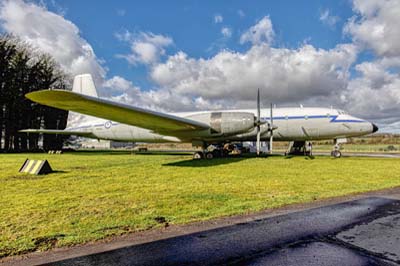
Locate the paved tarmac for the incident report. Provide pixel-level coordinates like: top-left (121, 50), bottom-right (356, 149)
top-left (39, 196), bottom-right (400, 266)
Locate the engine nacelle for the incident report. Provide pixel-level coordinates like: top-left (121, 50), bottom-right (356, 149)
top-left (187, 112), bottom-right (255, 135)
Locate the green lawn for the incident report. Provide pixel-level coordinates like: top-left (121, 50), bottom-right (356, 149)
top-left (1, 151), bottom-right (400, 257)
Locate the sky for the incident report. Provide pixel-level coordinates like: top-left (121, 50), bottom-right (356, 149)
top-left (0, 0), bottom-right (400, 132)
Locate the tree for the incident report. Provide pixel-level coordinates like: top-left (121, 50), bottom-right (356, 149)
top-left (0, 35), bottom-right (69, 152)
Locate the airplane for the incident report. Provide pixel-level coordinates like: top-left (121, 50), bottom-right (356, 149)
top-left (20, 74), bottom-right (378, 159)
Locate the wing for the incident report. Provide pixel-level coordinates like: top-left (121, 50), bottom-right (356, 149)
top-left (25, 90), bottom-right (210, 135)
top-left (19, 129), bottom-right (96, 138)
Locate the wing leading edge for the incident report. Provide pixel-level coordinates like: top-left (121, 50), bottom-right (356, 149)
top-left (25, 90), bottom-right (210, 135)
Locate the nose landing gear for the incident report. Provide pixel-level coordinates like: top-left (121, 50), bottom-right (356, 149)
top-left (331, 139), bottom-right (343, 158)
top-left (331, 149), bottom-right (342, 158)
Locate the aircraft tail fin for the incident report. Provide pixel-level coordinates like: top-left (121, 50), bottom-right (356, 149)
top-left (67, 74), bottom-right (99, 129)
top-left (72, 73), bottom-right (98, 97)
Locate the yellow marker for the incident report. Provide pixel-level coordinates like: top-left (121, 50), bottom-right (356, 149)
top-left (23, 160), bottom-right (35, 173)
top-left (30, 161), bottom-right (43, 174)
top-left (19, 159), bottom-right (53, 175)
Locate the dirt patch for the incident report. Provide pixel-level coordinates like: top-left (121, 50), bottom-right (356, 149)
top-left (154, 216), bottom-right (169, 228)
top-left (0, 234), bottom-right (65, 259)
top-left (32, 234), bottom-right (65, 251)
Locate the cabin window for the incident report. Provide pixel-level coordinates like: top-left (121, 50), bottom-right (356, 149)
top-left (285, 115), bottom-right (288, 120)
top-left (305, 115), bottom-right (308, 120)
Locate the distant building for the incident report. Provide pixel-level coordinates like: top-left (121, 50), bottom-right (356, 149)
top-left (80, 139), bottom-right (135, 149)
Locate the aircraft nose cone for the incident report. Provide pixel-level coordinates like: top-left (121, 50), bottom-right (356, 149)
top-left (372, 123), bottom-right (378, 133)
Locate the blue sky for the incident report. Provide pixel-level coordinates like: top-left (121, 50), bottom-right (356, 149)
top-left (1, 0), bottom-right (400, 132)
top-left (44, 0), bottom-right (356, 88)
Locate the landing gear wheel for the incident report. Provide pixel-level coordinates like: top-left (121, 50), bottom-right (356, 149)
top-left (193, 152), bottom-right (203, 160)
top-left (332, 150), bottom-right (342, 158)
top-left (205, 152), bottom-right (214, 159)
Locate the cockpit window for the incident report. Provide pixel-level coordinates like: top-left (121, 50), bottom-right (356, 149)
top-left (337, 110), bottom-right (347, 115)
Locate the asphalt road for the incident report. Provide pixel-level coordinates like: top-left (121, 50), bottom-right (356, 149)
top-left (38, 197), bottom-right (400, 266)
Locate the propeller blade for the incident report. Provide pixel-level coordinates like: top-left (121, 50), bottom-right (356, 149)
top-left (270, 103), bottom-right (273, 154)
top-left (256, 126), bottom-right (261, 156)
top-left (257, 88), bottom-right (260, 124)
top-left (270, 134), bottom-right (273, 154)
top-left (256, 89), bottom-right (261, 156)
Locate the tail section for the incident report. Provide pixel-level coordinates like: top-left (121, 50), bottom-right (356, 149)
top-left (67, 74), bottom-right (100, 129)
top-left (72, 74), bottom-right (98, 97)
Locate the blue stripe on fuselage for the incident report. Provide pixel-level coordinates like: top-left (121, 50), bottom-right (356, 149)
top-left (262, 115), bottom-right (366, 123)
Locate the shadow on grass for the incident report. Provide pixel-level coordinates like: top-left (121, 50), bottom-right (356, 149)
top-left (163, 153), bottom-right (281, 167)
top-left (163, 157), bottom-right (250, 167)
top-left (284, 155), bottom-right (316, 160)
top-left (134, 151), bottom-right (194, 156)
top-left (51, 170), bottom-right (68, 174)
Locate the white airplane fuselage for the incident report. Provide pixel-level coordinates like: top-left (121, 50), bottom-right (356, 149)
top-left (67, 107), bottom-right (377, 144)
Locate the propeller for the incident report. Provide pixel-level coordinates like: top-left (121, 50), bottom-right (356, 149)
top-left (254, 89), bottom-right (275, 156)
top-left (269, 103), bottom-right (273, 154)
top-left (256, 89), bottom-right (261, 156)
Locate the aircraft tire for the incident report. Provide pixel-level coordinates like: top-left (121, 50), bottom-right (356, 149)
top-left (193, 152), bottom-right (204, 160)
top-left (332, 150), bottom-right (342, 158)
top-left (205, 152), bottom-right (214, 159)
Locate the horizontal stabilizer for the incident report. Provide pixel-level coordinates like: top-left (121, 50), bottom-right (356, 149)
top-left (19, 129), bottom-right (95, 137)
top-left (25, 90), bottom-right (210, 135)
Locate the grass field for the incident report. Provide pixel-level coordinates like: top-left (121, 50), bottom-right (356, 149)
top-left (1, 151), bottom-right (400, 257)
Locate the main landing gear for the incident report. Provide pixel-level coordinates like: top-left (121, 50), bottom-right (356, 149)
top-left (285, 141), bottom-right (312, 156)
top-left (193, 143), bottom-right (241, 160)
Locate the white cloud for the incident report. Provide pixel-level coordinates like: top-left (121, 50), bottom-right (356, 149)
top-left (150, 43), bottom-right (357, 105)
top-left (344, 0), bottom-right (400, 57)
top-left (0, 0), bottom-right (142, 126)
top-left (337, 0), bottom-right (400, 128)
top-left (116, 31), bottom-right (173, 65)
top-left (214, 14), bottom-right (223, 23)
top-left (103, 76), bottom-right (139, 94)
top-left (221, 27), bottom-right (232, 38)
top-left (319, 9), bottom-right (340, 28)
top-left (0, 0), bottom-right (106, 83)
top-left (237, 9), bottom-right (245, 18)
top-left (340, 58), bottom-right (400, 124)
top-left (240, 16), bottom-right (274, 45)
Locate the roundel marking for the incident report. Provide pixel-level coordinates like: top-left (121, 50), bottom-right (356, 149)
top-left (104, 121), bottom-right (112, 129)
